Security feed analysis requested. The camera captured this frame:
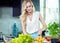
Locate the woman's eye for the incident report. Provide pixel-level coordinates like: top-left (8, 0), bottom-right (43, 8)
top-left (29, 6), bottom-right (32, 7)
top-left (26, 6), bottom-right (32, 8)
top-left (26, 7), bottom-right (28, 8)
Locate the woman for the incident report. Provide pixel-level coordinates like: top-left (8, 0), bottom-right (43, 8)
top-left (20, 0), bottom-right (46, 39)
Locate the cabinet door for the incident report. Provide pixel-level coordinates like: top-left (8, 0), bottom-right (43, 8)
top-left (13, 7), bottom-right (21, 17)
top-left (13, 0), bottom-right (21, 17)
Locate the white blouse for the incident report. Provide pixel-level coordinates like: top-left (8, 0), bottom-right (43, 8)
top-left (26, 11), bottom-right (41, 34)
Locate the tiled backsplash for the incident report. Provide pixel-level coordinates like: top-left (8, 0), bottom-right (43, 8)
top-left (0, 7), bottom-right (22, 35)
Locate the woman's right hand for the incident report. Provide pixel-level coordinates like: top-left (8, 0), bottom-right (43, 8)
top-left (38, 30), bottom-right (42, 36)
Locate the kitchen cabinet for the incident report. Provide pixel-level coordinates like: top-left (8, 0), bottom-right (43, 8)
top-left (13, 7), bottom-right (21, 17)
top-left (13, 0), bottom-right (21, 17)
top-left (0, 0), bottom-right (21, 17)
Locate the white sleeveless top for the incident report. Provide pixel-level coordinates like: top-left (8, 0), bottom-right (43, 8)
top-left (26, 11), bottom-right (41, 34)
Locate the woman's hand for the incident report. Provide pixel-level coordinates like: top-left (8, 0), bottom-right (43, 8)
top-left (38, 29), bottom-right (42, 36)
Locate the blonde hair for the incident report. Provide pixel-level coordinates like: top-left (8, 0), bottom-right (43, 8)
top-left (20, 0), bottom-right (35, 26)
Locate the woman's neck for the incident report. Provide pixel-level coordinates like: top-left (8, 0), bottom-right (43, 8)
top-left (28, 12), bottom-right (33, 21)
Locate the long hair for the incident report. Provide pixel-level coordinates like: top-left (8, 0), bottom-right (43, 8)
top-left (20, 0), bottom-right (35, 26)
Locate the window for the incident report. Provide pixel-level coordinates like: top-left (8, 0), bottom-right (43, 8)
top-left (40, 0), bottom-right (59, 25)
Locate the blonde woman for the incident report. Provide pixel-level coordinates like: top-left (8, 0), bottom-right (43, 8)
top-left (20, 0), bottom-right (46, 39)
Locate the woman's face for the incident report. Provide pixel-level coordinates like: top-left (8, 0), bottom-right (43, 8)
top-left (26, 2), bottom-right (33, 13)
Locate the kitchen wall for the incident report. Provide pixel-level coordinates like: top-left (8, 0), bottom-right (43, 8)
top-left (32, 0), bottom-right (40, 11)
top-left (0, 7), bottom-right (22, 35)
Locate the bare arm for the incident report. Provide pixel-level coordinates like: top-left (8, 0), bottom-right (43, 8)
top-left (38, 14), bottom-right (47, 35)
top-left (20, 16), bottom-right (27, 34)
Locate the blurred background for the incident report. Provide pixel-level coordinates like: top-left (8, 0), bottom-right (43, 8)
top-left (0, 0), bottom-right (59, 38)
